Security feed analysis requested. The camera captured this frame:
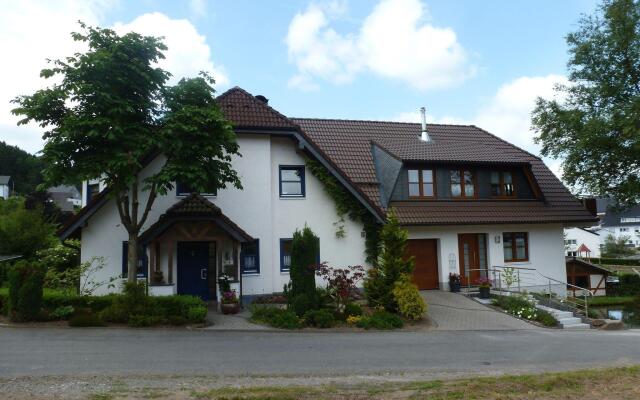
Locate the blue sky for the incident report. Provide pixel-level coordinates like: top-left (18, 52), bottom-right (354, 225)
top-left (0, 0), bottom-right (598, 178)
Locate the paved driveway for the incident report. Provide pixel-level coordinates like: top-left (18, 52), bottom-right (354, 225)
top-left (422, 290), bottom-right (537, 330)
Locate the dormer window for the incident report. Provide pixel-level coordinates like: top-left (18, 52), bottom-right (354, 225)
top-left (408, 169), bottom-right (435, 198)
top-left (450, 169), bottom-right (475, 198)
top-left (491, 171), bottom-right (515, 198)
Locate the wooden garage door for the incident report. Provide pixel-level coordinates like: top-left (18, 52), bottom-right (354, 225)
top-left (406, 239), bottom-right (439, 290)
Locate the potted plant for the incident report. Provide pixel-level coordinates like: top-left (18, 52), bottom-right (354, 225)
top-left (449, 273), bottom-right (461, 292)
top-left (220, 290), bottom-right (240, 314)
top-left (475, 277), bottom-right (492, 299)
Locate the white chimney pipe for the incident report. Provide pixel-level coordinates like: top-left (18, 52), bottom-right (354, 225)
top-left (419, 106), bottom-right (431, 142)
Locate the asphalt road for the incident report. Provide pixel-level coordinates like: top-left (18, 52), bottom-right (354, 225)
top-left (2, 327), bottom-right (640, 378)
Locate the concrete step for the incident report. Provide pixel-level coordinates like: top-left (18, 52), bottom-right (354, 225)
top-left (559, 317), bottom-right (583, 326)
top-left (551, 311), bottom-right (574, 319)
top-left (562, 323), bottom-right (591, 330)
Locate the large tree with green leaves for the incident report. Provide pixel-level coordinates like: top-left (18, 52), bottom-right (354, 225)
top-left (531, 0), bottom-right (640, 207)
top-left (12, 23), bottom-right (241, 281)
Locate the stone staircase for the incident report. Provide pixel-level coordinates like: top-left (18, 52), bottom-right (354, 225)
top-left (535, 304), bottom-right (591, 330)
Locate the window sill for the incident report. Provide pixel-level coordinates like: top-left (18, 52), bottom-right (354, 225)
top-left (504, 261), bottom-right (531, 265)
top-left (279, 196), bottom-right (305, 200)
top-left (280, 270), bottom-right (290, 275)
top-left (242, 272), bottom-right (260, 277)
top-left (177, 194), bottom-right (216, 198)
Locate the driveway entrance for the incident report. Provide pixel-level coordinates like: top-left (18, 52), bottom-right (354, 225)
top-left (423, 290), bottom-right (538, 330)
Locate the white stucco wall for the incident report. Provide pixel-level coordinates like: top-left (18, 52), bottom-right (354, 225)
top-left (80, 134), bottom-right (367, 296)
top-left (406, 224), bottom-right (567, 296)
top-left (564, 227), bottom-right (601, 257)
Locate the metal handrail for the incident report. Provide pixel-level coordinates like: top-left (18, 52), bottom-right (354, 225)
top-left (536, 271), bottom-right (593, 317)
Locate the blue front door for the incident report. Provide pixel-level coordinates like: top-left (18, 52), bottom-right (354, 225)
top-left (177, 241), bottom-right (211, 301)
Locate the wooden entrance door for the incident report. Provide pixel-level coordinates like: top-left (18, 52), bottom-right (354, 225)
top-left (406, 239), bottom-right (439, 290)
top-left (458, 234), bottom-right (488, 286)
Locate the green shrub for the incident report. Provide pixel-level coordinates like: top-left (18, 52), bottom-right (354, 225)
top-left (128, 315), bottom-right (163, 328)
top-left (304, 309), bottom-right (336, 328)
top-left (343, 302), bottom-right (363, 317)
top-left (536, 310), bottom-right (559, 327)
top-left (187, 306), bottom-right (207, 323)
top-left (8, 261), bottom-right (45, 321)
top-left (250, 305), bottom-right (303, 329)
top-left (100, 303), bottom-right (129, 323)
top-left (364, 211), bottom-right (413, 312)
top-left (392, 274), bottom-right (426, 321)
top-left (356, 310), bottom-right (404, 330)
top-left (69, 312), bottom-right (106, 327)
top-left (289, 293), bottom-right (316, 317)
top-left (50, 305), bottom-right (74, 320)
top-left (287, 226), bottom-right (319, 314)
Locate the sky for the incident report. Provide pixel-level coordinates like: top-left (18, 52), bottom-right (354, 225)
top-left (0, 0), bottom-right (599, 179)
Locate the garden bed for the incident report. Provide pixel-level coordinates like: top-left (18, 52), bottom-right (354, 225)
top-left (489, 294), bottom-right (558, 327)
top-left (0, 287), bottom-right (208, 328)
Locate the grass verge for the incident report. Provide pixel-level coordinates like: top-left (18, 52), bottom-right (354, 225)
top-left (188, 366), bottom-right (640, 399)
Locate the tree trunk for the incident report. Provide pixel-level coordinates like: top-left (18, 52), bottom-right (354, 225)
top-left (128, 232), bottom-right (139, 283)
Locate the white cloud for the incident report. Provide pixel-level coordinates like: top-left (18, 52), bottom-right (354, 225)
top-left (391, 74), bottom-right (568, 178)
top-left (0, 0), bottom-right (113, 153)
top-left (286, 0), bottom-right (474, 90)
top-left (113, 12), bottom-right (229, 87)
top-left (0, 2), bottom-right (227, 154)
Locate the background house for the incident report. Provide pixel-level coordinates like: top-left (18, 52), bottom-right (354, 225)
top-left (0, 175), bottom-right (12, 199)
top-left (599, 204), bottom-right (640, 249)
top-left (564, 227), bottom-right (601, 258)
top-left (47, 185), bottom-right (82, 212)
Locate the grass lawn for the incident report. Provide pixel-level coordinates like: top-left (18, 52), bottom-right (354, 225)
top-left (74, 366), bottom-right (640, 400)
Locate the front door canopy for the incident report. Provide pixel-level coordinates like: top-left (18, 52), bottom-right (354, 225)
top-left (140, 193), bottom-right (254, 245)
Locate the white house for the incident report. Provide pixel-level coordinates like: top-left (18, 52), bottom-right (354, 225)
top-left (59, 87), bottom-right (597, 302)
top-left (564, 227), bottom-right (601, 258)
top-left (599, 204), bottom-right (640, 249)
top-left (0, 176), bottom-right (11, 199)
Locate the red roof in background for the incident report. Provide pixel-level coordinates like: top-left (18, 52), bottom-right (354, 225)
top-left (577, 243), bottom-right (592, 253)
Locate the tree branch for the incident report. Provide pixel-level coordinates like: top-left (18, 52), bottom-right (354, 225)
top-left (137, 181), bottom-right (158, 231)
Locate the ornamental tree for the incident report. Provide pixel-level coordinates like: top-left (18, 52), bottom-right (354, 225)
top-left (12, 23), bottom-right (241, 281)
top-left (364, 210), bottom-right (414, 312)
top-left (531, 0), bottom-right (640, 207)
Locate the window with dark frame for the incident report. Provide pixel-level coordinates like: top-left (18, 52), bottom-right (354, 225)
top-left (176, 181), bottom-right (217, 196)
top-left (408, 169), bottom-right (435, 198)
top-left (491, 171), bottom-right (515, 197)
top-left (280, 238), bottom-right (293, 272)
top-left (502, 232), bottom-right (529, 262)
top-left (121, 241), bottom-right (148, 278)
top-left (241, 240), bottom-right (260, 274)
top-left (279, 166), bottom-right (305, 197)
top-left (279, 237), bottom-right (320, 273)
top-left (450, 169), bottom-right (475, 198)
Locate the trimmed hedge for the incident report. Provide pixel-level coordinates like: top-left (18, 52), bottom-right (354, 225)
top-left (0, 287), bottom-right (207, 326)
top-left (7, 261), bottom-right (45, 321)
top-left (607, 274), bottom-right (640, 297)
top-left (585, 258), bottom-right (640, 267)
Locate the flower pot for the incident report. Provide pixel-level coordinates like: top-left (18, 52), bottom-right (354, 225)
top-left (449, 282), bottom-right (461, 293)
top-left (479, 286), bottom-right (491, 299)
top-left (221, 303), bottom-right (240, 315)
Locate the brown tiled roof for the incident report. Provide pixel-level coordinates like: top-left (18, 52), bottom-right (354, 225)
top-left (141, 193), bottom-right (254, 242)
top-left (216, 87), bottom-right (297, 130)
top-left (293, 118), bottom-right (597, 226)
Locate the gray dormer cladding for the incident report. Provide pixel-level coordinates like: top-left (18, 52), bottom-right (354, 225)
top-left (389, 165), bottom-right (535, 201)
top-left (371, 144), bottom-right (403, 207)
